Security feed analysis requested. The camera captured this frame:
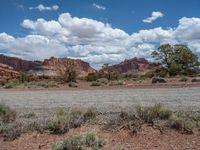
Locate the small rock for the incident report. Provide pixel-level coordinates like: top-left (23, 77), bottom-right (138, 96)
top-left (191, 78), bottom-right (200, 82)
top-left (68, 81), bottom-right (78, 88)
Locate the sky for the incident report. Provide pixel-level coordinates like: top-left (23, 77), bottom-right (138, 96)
top-left (0, 0), bottom-right (200, 68)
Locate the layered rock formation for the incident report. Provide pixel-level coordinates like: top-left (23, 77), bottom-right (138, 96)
top-left (0, 54), bottom-right (41, 71)
top-left (0, 55), bottom-right (96, 77)
top-left (111, 57), bottom-right (152, 73)
top-left (0, 63), bottom-right (19, 78)
top-left (30, 57), bottom-right (96, 77)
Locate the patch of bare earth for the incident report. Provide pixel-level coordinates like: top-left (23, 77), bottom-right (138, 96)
top-left (1, 125), bottom-right (200, 150)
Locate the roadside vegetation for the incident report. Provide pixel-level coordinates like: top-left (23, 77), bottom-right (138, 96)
top-left (1, 103), bottom-right (200, 143)
top-left (52, 132), bottom-right (106, 150)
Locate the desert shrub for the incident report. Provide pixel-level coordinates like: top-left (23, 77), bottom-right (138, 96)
top-left (0, 103), bottom-right (16, 123)
top-left (34, 80), bottom-right (58, 88)
top-left (52, 132), bottom-right (105, 150)
top-left (22, 112), bottom-right (36, 118)
top-left (18, 73), bottom-right (37, 83)
top-left (4, 84), bottom-right (14, 89)
top-left (69, 107), bottom-right (97, 128)
top-left (46, 109), bottom-right (70, 134)
top-left (96, 78), bottom-right (109, 84)
top-left (3, 79), bottom-right (20, 88)
top-left (83, 107), bottom-right (97, 121)
top-left (0, 122), bottom-right (23, 141)
top-left (85, 73), bottom-right (99, 82)
top-left (136, 104), bottom-right (172, 123)
top-left (91, 82), bottom-right (101, 86)
top-left (63, 60), bottom-right (77, 83)
top-left (47, 108), bottom-right (97, 134)
top-left (69, 108), bottom-right (85, 128)
top-left (179, 77), bottom-right (188, 82)
top-left (154, 68), bottom-right (168, 78)
top-left (169, 116), bottom-right (194, 134)
top-left (0, 79), bottom-right (7, 86)
top-left (85, 132), bottom-right (105, 149)
top-left (24, 121), bottom-right (42, 133)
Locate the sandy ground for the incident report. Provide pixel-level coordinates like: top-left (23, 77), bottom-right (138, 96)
top-left (1, 124), bottom-right (200, 150)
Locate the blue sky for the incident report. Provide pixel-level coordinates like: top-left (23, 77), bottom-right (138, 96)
top-left (0, 0), bottom-right (200, 68)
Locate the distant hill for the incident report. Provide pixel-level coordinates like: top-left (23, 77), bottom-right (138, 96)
top-left (110, 57), bottom-right (155, 74)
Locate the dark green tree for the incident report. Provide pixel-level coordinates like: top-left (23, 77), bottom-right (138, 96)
top-left (152, 44), bottom-right (199, 76)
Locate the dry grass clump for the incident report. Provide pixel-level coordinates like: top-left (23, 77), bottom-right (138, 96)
top-left (136, 103), bottom-right (172, 123)
top-left (52, 132), bottom-right (105, 150)
top-left (104, 104), bottom-right (200, 135)
top-left (0, 103), bottom-right (16, 123)
top-left (0, 122), bottom-right (24, 141)
top-left (0, 104), bottom-right (97, 141)
top-left (46, 107), bottom-right (97, 134)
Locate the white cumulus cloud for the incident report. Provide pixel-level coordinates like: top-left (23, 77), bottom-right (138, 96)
top-left (0, 12), bottom-right (199, 69)
top-left (143, 11), bottom-right (164, 23)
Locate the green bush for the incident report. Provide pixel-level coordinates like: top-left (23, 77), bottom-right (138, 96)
top-left (136, 104), bottom-right (172, 123)
top-left (18, 73), bottom-right (36, 83)
top-left (3, 79), bottom-right (20, 88)
top-left (85, 73), bottom-right (99, 82)
top-left (46, 107), bottom-right (97, 134)
top-left (0, 122), bottom-right (23, 141)
top-left (52, 132), bottom-right (105, 150)
top-left (0, 103), bottom-right (16, 123)
top-left (154, 68), bottom-right (168, 78)
top-left (83, 107), bottom-right (97, 121)
top-left (169, 116), bottom-right (194, 134)
top-left (46, 109), bottom-right (70, 134)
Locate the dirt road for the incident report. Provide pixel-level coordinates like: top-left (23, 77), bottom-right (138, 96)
top-left (0, 87), bottom-right (200, 112)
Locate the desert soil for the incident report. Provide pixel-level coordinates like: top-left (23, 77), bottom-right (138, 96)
top-left (1, 125), bottom-right (200, 150)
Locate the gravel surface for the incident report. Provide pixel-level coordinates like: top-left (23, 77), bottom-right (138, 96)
top-left (0, 87), bottom-right (200, 113)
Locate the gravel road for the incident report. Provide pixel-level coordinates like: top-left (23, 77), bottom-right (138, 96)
top-left (0, 87), bottom-right (200, 112)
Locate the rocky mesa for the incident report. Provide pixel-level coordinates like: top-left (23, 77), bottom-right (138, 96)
top-left (111, 57), bottom-right (154, 73)
top-left (0, 55), bottom-right (96, 77)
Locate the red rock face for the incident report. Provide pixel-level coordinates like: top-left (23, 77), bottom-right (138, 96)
top-left (42, 57), bottom-right (96, 77)
top-left (0, 54), bottom-right (41, 71)
top-left (0, 63), bottom-right (19, 78)
top-left (0, 55), bottom-right (96, 77)
top-left (112, 57), bottom-right (151, 73)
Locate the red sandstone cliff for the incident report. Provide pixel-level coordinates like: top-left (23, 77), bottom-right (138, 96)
top-left (0, 55), bottom-right (96, 77)
top-left (0, 54), bottom-right (41, 71)
top-left (111, 57), bottom-right (153, 73)
top-left (0, 63), bottom-right (19, 78)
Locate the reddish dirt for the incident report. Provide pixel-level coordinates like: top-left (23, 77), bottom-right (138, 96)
top-left (1, 125), bottom-right (200, 150)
